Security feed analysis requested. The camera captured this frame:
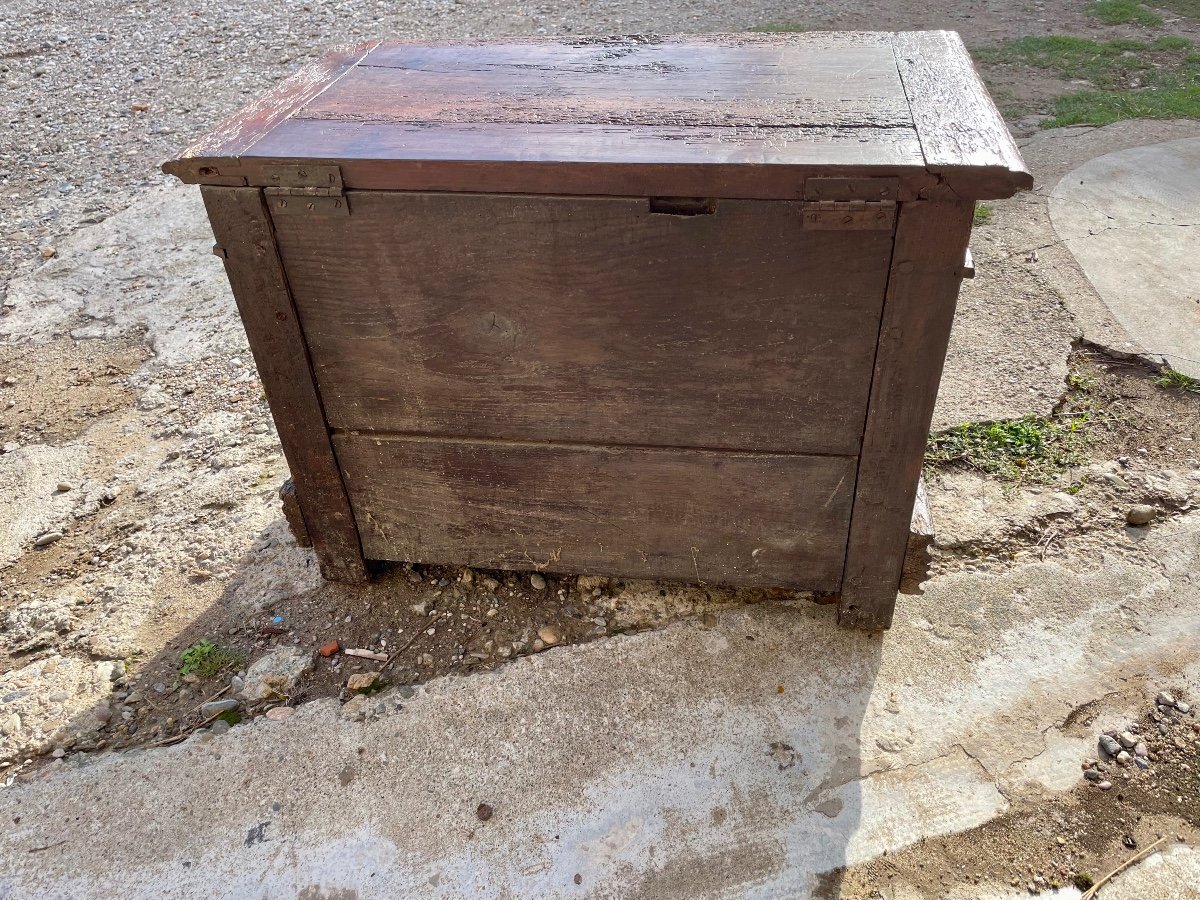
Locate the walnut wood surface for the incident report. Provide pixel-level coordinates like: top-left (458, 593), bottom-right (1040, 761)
top-left (839, 200), bottom-right (974, 629)
top-left (201, 187), bottom-right (368, 583)
top-left (306, 43), bottom-right (911, 128)
top-left (165, 42), bottom-right (377, 180)
top-left (165, 32), bottom-right (1031, 200)
top-left (270, 191), bottom-right (892, 455)
top-left (892, 31), bottom-right (1033, 197)
top-left (334, 434), bottom-right (857, 589)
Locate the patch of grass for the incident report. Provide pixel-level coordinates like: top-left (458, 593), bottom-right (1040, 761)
top-left (1090, 0), bottom-right (1164, 25)
top-left (973, 203), bottom-right (994, 226)
top-left (1152, 367), bottom-right (1200, 393)
top-left (1161, 0), bottom-right (1200, 17)
top-left (748, 23), bottom-right (809, 32)
top-left (926, 414), bottom-right (1091, 483)
top-left (975, 35), bottom-right (1200, 126)
top-left (179, 639), bottom-right (244, 679)
top-left (217, 710), bottom-right (243, 726)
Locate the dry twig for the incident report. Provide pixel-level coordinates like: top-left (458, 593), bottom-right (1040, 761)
top-left (1080, 836), bottom-right (1168, 899)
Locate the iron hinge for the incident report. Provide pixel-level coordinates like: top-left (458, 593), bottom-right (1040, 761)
top-left (800, 199), bottom-right (897, 231)
top-left (262, 165), bottom-right (349, 217)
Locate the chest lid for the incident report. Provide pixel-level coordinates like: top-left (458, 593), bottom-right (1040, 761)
top-left (163, 32), bottom-right (1031, 201)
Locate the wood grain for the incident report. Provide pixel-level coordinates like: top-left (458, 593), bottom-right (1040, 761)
top-left (202, 187), bottom-right (368, 583)
top-left (839, 199), bottom-right (974, 629)
top-left (334, 433), bottom-right (857, 589)
top-left (271, 191), bottom-right (892, 455)
top-left (163, 42), bottom-right (377, 181)
top-left (237, 118), bottom-right (929, 199)
top-left (164, 32), bottom-right (1031, 200)
top-left (305, 43), bottom-right (911, 128)
top-left (892, 31), bottom-right (1033, 198)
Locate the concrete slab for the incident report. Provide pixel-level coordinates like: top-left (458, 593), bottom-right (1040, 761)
top-left (1049, 136), bottom-right (1200, 378)
top-left (1, 513), bottom-right (1197, 898)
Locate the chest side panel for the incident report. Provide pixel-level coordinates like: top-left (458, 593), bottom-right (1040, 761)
top-left (271, 191), bottom-right (893, 455)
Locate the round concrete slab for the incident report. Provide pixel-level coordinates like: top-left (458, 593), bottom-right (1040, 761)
top-left (1049, 136), bottom-right (1200, 378)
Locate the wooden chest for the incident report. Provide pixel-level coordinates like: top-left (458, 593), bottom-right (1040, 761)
top-left (165, 32), bottom-right (1030, 629)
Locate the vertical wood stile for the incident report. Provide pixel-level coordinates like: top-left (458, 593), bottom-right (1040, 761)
top-left (839, 199), bottom-right (974, 629)
top-left (202, 186), bottom-right (368, 583)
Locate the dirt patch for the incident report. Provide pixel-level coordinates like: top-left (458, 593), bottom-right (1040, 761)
top-left (84, 564), bottom-right (808, 751)
top-left (0, 337), bottom-right (149, 445)
top-left (839, 694), bottom-right (1200, 896)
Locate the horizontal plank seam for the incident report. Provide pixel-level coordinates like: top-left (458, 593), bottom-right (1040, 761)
top-left (291, 112), bottom-right (919, 132)
top-left (331, 428), bottom-right (861, 459)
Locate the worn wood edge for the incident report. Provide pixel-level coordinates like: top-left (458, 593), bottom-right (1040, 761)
top-left (898, 475), bottom-right (933, 596)
top-left (162, 40), bottom-right (379, 181)
top-left (891, 31), bottom-right (1033, 199)
top-left (278, 478), bottom-right (312, 549)
top-left (174, 155), bottom-right (940, 201)
top-left (201, 186), bottom-right (368, 583)
top-left (838, 199), bottom-right (973, 630)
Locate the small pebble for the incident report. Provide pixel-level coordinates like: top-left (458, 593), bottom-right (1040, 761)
top-left (1118, 731), bottom-right (1137, 749)
top-left (265, 706), bottom-right (294, 721)
top-left (1098, 734), bottom-right (1121, 756)
top-left (1116, 750), bottom-right (1132, 766)
top-left (1098, 780), bottom-right (1113, 790)
top-left (530, 573), bottom-right (547, 590)
top-left (152, 682), bottom-right (167, 694)
top-left (210, 719), bottom-right (231, 736)
top-left (537, 626), bottom-right (560, 646)
top-left (1157, 691), bottom-right (1177, 707)
top-left (1126, 504), bottom-right (1156, 526)
top-left (34, 531), bottom-right (64, 548)
top-left (55, 482), bottom-right (72, 492)
top-left (1134, 742), bottom-right (1149, 757)
top-left (1135, 758), bottom-right (1150, 770)
top-left (1177, 701), bottom-right (1191, 714)
top-left (200, 698), bottom-right (240, 718)
top-left (39, 246), bottom-right (57, 259)
top-left (476, 802), bottom-right (493, 822)
top-left (346, 672), bottom-right (379, 692)
top-left (230, 675), bottom-right (244, 693)
top-left (1084, 769), bottom-right (1102, 782)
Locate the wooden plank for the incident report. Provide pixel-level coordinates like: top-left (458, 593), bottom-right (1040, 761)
top-left (839, 199), bottom-right (973, 629)
top-left (271, 192), bottom-right (892, 455)
top-left (333, 433), bottom-right (857, 589)
top-left (162, 41), bottom-right (378, 181)
top-left (304, 44), bottom-right (911, 128)
top-left (225, 119), bottom-right (930, 199)
top-left (201, 186), bottom-right (368, 583)
top-left (891, 31), bottom-right (1033, 198)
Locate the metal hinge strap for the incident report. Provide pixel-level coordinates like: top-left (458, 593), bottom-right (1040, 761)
top-left (801, 199), bottom-right (896, 231)
top-left (262, 165), bottom-right (349, 217)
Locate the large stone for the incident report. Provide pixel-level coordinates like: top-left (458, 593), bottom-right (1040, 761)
top-left (241, 647), bottom-right (315, 702)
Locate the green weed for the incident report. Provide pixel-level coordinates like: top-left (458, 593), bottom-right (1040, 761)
top-left (1152, 367), bottom-right (1200, 393)
top-left (1089, 0), bottom-right (1164, 25)
top-left (926, 414), bottom-right (1090, 483)
top-left (975, 35), bottom-right (1200, 126)
top-left (973, 203), bottom-right (994, 226)
top-left (179, 640), bottom-right (244, 679)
